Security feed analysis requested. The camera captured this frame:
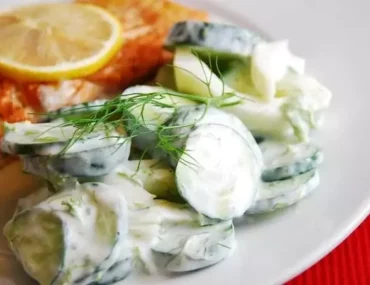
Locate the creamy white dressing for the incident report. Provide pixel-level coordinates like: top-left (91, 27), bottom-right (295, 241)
top-left (251, 40), bottom-right (305, 101)
top-left (4, 129), bottom-right (324, 283)
top-left (5, 159), bottom-right (240, 283)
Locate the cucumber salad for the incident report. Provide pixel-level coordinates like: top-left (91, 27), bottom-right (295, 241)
top-left (2, 21), bottom-right (331, 285)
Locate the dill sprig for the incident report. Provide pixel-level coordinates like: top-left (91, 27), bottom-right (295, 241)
top-left (50, 89), bottom-right (237, 165)
top-left (43, 50), bottom-right (245, 166)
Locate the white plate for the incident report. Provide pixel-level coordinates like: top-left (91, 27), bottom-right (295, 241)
top-left (1, 0), bottom-right (370, 285)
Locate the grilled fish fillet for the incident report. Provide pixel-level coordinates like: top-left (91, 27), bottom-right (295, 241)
top-left (0, 0), bottom-right (207, 119)
top-left (80, 0), bottom-right (208, 88)
top-left (0, 0), bottom-right (208, 167)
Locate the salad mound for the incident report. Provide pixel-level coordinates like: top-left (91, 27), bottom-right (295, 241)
top-left (2, 18), bottom-right (331, 285)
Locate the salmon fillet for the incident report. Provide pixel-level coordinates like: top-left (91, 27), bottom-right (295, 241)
top-left (0, 0), bottom-right (208, 123)
top-left (0, 78), bottom-right (106, 123)
top-left (0, 0), bottom-right (208, 168)
top-left (79, 0), bottom-right (208, 88)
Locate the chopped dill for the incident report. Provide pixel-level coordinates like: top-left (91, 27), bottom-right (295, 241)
top-left (38, 54), bottom-right (243, 167)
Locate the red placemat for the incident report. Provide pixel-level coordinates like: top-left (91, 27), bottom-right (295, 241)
top-left (286, 216), bottom-right (370, 285)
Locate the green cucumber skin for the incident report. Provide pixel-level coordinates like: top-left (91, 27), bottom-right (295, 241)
top-left (164, 105), bottom-right (263, 166)
top-left (1, 122), bottom-right (77, 155)
top-left (42, 100), bottom-right (108, 123)
top-left (165, 21), bottom-right (264, 57)
top-left (261, 151), bottom-right (323, 182)
top-left (23, 142), bottom-right (130, 178)
top-left (258, 139), bottom-right (324, 182)
top-left (3, 142), bottom-right (66, 156)
top-left (247, 170), bottom-right (319, 215)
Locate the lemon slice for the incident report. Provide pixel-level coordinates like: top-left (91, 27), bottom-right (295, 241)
top-left (0, 3), bottom-right (123, 81)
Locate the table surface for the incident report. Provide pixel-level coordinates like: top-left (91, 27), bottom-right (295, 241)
top-left (287, 216), bottom-right (370, 285)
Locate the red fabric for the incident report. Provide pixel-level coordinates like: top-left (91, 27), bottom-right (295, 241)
top-left (286, 216), bottom-right (370, 285)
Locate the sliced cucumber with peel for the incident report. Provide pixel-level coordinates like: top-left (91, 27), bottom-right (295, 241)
top-left (152, 218), bottom-right (235, 272)
top-left (176, 123), bottom-right (262, 220)
top-left (246, 169), bottom-right (319, 214)
top-left (121, 85), bottom-right (196, 155)
top-left (2, 122), bottom-right (78, 155)
top-left (22, 132), bottom-right (131, 178)
top-left (259, 140), bottom-right (323, 182)
top-left (166, 105), bottom-right (262, 166)
top-left (155, 65), bottom-right (177, 91)
top-left (172, 49), bottom-right (295, 139)
top-left (174, 48), bottom-right (235, 98)
top-left (41, 99), bottom-right (108, 122)
top-left (165, 21), bottom-right (264, 58)
top-left (173, 48), bottom-right (331, 142)
top-left (121, 98), bottom-right (263, 220)
top-left (222, 58), bottom-right (261, 97)
top-left (128, 199), bottom-right (235, 273)
top-left (129, 103), bottom-right (263, 219)
top-left (4, 183), bottom-right (131, 285)
top-left (122, 85), bottom-right (195, 132)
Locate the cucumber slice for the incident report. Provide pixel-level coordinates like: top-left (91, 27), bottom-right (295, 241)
top-left (174, 48), bottom-right (235, 98)
top-left (222, 58), bottom-right (261, 96)
top-left (2, 122), bottom-right (77, 155)
top-left (22, 132), bottom-right (131, 178)
top-left (22, 156), bottom-right (78, 190)
top-left (120, 102), bottom-right (263, 219)
top-left (41, 99), bottom-right (108, 122)
top-left (4, 183), bottom-right (131, 285)
top-left (165, 21), bottom-right (264, 58)
top-left (122, 85), bottom-right (196, 155)
top-left (176, 123), bottom-right (261, 220)
top-left (260, 140), bottom-right (323, 182)
top-left (128, 199), bottom-right (235, 273)
top-left (7, 181), bottom-right (234, 276)
top-left (153, 219), bottom-right (235, 272)
top-left (246, 169), bottom-right (319, 214)
top-left (122, 85), bottom-right (194, 132)
top-left (155, 65), bottom-right (177, 91)
top-left (93, 258), bottom-right (131, 285)
top-left (172, 48), bottom-right (292, 138)
top-left (167, 105), bottom-right (263, 165)
top-left (114, 159), bottom-right (179, 200)
top-left (173, 48), bottom-right (330, 142)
